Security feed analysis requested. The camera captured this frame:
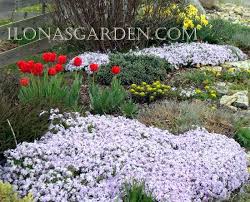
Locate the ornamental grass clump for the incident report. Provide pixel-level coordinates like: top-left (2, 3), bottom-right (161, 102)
top-left (1, 111), bottom-right (248, 201)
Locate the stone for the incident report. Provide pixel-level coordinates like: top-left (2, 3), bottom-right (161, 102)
top-left (224, 60), bottom-right (250, 71)
top-left (233, 91), bottom-right (249, 109)
top-left (200, 0), bottom-right (218, 9)
top-left (220, 91), bottom-right (249, 110)
top-left (185, 0), bottom-right (206, 13)
top-left (214, 82), bottom-right (229, 95)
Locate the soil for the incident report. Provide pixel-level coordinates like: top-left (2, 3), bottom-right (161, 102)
top-left (0, 40), bottom-right (18, 53)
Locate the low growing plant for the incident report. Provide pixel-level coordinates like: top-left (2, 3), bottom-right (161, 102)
top-left (0, 181), bottom-right (34, 202)
top-left (130, 81), bottom-right (172, 103)
top-left (123, 181), bottom-right (155, 202)
top-left (97, 54), bottom-right (171, 85)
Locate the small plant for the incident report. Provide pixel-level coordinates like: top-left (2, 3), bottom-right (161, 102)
top-left (0, 181), bottom-right (34, 202)
top-left (123, 181), bottom-right (155, 202)
top-left (89, 77), bottom-right (127, 115)
top-left (235, 127), bottom-right (250, 149)
top-left (120, 100), bottom-right (139, 119)
top-left (89, 66), bottom-right (138, 117)
top-left (97, 54), bottom-right (171, 85)
top-left (129, 81), bottom-right (172, 103)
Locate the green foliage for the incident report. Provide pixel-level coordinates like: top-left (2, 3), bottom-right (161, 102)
top-left (97, 54), bottom-right (172, 85)
top-left (197, 19), bottom-right (250, 50)
top-left (89, 77), bottom-right (128, 115)
top-left (235, 127), bottom-right (250, 149)
top-left (18, 73), bottom-right (82, 109)
top-left (123, 182), bottom-right (155, 202)
top-left (0, 98), bottom-right (50, 153)
top-left (0, 72), bottom-right (19, 101)
top-left (120, 100), bottom-right (139, 119)
top-left (0, 181), bottom-right (34, 202)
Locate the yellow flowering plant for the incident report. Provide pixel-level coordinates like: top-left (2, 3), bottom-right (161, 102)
top-left (129, 81), bottom-right (172, 103)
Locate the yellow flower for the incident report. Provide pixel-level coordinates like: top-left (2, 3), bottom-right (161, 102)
top-left (157, 89), bottom-right (163, 94)
top-left (203, 80), bottom-right (209, 85)
top-left (131, 84), bottom-right (137, 88)
top-left (130, 89), bottom-right (135, 93)
top-left (200, 15), bottom-right (209, 26)
top-left (195, 88), bottom-right (202, 94)
top-left (141, 82), bottom-right (147, 86)
top-left (205, 85), bottom-right (210, 90)
top-left (150, 96), bottom-right (155, 101)
top-left (210, 93), bottom-right (217, 98)
top-left (139, 92), bottom-right (145, 97)
top-left (196, 24), bottom-right (202, 30)
top-left (228, 68), bottom-right (236, 73)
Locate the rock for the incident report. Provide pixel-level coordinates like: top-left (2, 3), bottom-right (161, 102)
top-left (233, 91), bottom-right (249, 109)
top-left (200, 0), bottom-right (218, 9)
top-left (185, 0), bottom-right (206, 14)
top-left (220, 91), bottom-right (249, 110)
top-left (224, 60), bottom-right (250, 71)
top-left (214, 82), bottom-right (229, 95)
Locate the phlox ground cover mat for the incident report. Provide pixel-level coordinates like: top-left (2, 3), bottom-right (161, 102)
top-left (0, 110), bottom-right (248, 202)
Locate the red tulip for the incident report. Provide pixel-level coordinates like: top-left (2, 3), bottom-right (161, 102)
top-left (111, 66), bottom-right (121, 75)
top-left (19, 77), bottom-right (29, 87)
top-left (55, 64), bottom-right (63, 72)
top-left (58, 55), bottom-right (67, 64)
top-left (89, 63), bottom-right (99, 72)
top-left (32, 63), bottom-right (43, 76)
top-left (73, 57), bottom-right (82, 66)
top-left (50, 52), bottom-right (57, 62)
top-left (48, 67), bottom-right (57, 76)
top-left (17, 61), bottom-right (29, 73)
top-left (42, 52), bottom-right (51, 62)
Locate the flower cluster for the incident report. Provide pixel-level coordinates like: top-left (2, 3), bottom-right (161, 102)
top-left (0, 111), bottom-right (248, 202)
top-left (129, 81), bottom-right (172, 103)
top-left (178, 4), bottom-right (209, 30)
top-left (135, 43), bottom-right (247, 68)
top-left (194, 86), bottom-right (218, 100)
top-left (17, 52), bottom-right (67, 87)
top-left (65, 52), bottom-right (109, 72)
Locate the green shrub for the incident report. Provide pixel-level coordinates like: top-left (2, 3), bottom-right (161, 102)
top-left (89, 78), bottom-right (128, 115)
top-left (123, 181), bottom-right (155, 202)
top-left (97, 54), bottom-right (172, 85)
top-left (18, 73), bottom-right (82, 109)
top-left (0, 98), bottom-right (50, 154)
top-left (0, 181), bottom-right (34, 202)
top-left (197, 19), bottom-right (250, 50)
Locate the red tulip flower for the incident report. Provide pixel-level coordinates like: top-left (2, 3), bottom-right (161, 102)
top-left (89, 63), bottom-right (99, 72)
top-left (32, 63), bottom-right (43, 76)
top-left (111, 66), bottom-right (121, 75)
top-left (73, 57), bottom-right (82, 66)
top-left (55, 64), bottom-right (63, 72)
top-left (58, 55), bottom-right (67, 64)
top-left (19, 77), bottom-right (29, 87)
top-left (50, 52), bottom-right (57, 62)
top-left (48, 67), bottom-right (57, 76)
top-left (17, 60), bottom-right (29, 73)
top-left (42, 52), bottom-right (51, 62)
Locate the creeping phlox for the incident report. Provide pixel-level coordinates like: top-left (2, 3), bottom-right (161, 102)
top-left (65, 52), bottom-right (109, 72)
top-left (0, 111), bottom-right (248, 201)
